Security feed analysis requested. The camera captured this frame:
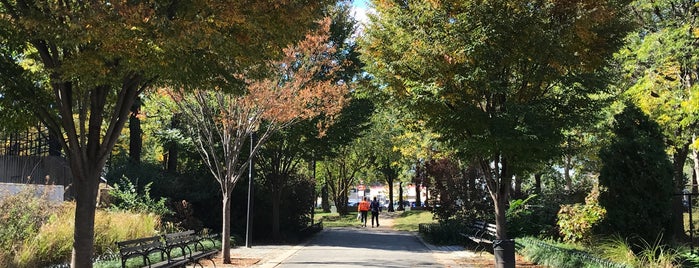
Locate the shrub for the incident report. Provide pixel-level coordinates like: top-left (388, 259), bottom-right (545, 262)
top-left (110, 176), bottom-right (172, 216)
top-left (518, 237), bottom-right (629, 268)
top-left (557, 185), bottom-right (606, 243)
top-left (507, 194), bottom-right (560, 238)
top-left (598, 235), bottom-right (684, 268)
top-left (597, 103), bottom-right (673, 244)
top-left (418, 220), bottom-right (467, 245)
top-left (12, 202), bottom-right (160, 267)
top-left (0, 188), bottom-right (54, 267)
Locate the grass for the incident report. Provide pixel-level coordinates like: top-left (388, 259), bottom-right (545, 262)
top-left (392, 210), bottom-right (435, 232)
top-left (314, 209), bottom-right (436, 231)
top-left (314, 209), bottom-right (362, 228)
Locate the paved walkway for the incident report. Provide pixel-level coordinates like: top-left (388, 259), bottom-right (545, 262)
top-left (224, 218), bottom-right (477, 268)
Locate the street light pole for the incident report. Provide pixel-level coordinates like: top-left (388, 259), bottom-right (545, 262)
top-left (245, 132), bottom-right (254, 248)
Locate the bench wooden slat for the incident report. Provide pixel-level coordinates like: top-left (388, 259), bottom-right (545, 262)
top-left (116, 230), bottom-right (219, 268)
top-left (459, 220), bottom-right (497, 246)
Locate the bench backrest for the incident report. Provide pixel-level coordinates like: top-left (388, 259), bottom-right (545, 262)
top-left (484, 223), bottom-right (497, 237)
top-left (164, 230), bottom-right (197, 245)
top-left (116, 235), bottom-right (163, 257)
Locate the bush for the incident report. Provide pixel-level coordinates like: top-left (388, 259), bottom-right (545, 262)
top-left (598, 235), bottom-right (685, 268)
top-left (506, 195), bottom-right (559, 237)
top-left (0, 188), bottom-right (54, 267)
top-left (597, 104), bottom-right (673, 244)
top-left (418, 220), bottom-right (467, 245)
top-left (557, 185), bottom-right (606, 243)
top-left (518, 237), bottom-right (629, 268)
top-left (1, 199), bottom-right (160, 267)
top-left (110, 176), bottom-right (171, 216)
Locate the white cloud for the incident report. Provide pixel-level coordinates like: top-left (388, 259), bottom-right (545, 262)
top-left (350, 0), bottom-right (374, 36)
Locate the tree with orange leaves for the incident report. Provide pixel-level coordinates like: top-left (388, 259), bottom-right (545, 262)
top-left (0, 1), bottom-right (334, 266)
top-left (171, 18), bottom-right (348, 263)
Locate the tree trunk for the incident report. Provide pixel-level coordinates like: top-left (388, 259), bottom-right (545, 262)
top-left (222, 194), bottom-right (232, 264)
top-left (272, 176), bottom-right (281, 240)
top-left (166, 114), bottom-right (180, 173)
top-left (672, 144), bottom-right (689, 241)
top-left (398, 182), bottom-right (404, 211)
top-left (692, 134), bottom-right (699, 194)
top-left (564, 154), bottom-right (572, 191)
top-left (415, 182), bottom-right (422, 207)
top-left (321, 182), bottom-right (330, 212)
top-left (48, 131), bottom-right (61, 156)
top-left (534, 173), bottom-right (542, 194)
top-left (494, 190), bottom-right (509, 240)
top-left (70, 171), bottom-right (100, 268)
top-left (387, 177), bottom-right (394, 212)
top-left (129, 98), bottom-right (142, 164)
top-left (513, 175), bottom-right (522, 199)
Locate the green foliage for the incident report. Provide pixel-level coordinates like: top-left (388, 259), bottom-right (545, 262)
top-left (254, 174), bottom-right (317, 240)
top-left (0, 197), bottom-right (160, 267)
top-left (418, 221), bottom-right (468, 245)
top-left (598, 104), bottom-right (674, 244)
top-left (518, 237), bottom-right (630, 268)
top-left (110, 176), bottom-right (172, 217)
top-left (507, 194), bottom-right (558, 238)
top-left (598, 235), bottom-right (684, 268)
top-left (557, 186), bottom-right (606, 243)
top-left (0, 188), bottom-right (53, 266)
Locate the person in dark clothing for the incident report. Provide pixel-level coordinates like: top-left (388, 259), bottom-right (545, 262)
top-left (370, 196), bottom-right (380, 227)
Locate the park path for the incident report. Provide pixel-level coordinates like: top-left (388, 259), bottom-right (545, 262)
top-left (221, 212), bottom-right (473, 267)
top-left (271, 226), bottom-right (442, 267)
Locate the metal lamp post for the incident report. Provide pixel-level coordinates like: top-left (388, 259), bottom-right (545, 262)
top-left (245, 132), bottom-right (254, 248)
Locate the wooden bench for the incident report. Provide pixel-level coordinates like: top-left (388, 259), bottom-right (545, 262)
top-left (459, 220), bottom-right (497, 250)
top-left (163, 230), bottom-right (219, 267)
top-left (116, 235), bottom-right (179, 268)
top-left (116, 231), bottom-right (218, 268)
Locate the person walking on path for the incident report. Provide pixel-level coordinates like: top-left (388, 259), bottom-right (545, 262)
top-left (370, 196), bottom-right (380, 227)
top-left (358, 197), bottom-right (370, 227)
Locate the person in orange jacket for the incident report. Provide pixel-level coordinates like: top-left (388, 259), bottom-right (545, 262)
top-left (358, 197), bottom-right (370, 227)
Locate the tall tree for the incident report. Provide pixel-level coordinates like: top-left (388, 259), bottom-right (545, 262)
top-left (256, 1), bottom-right (364, 239)
top-left (0, 1), bottom-right (332, 266)
top-left (598, 103), bottom-right (674, 244)
top-left (618, 0), bottom-right (699, 240)
top-left (173, 19), bottom-right (347, 263)
top-left (361, 0), bottom-right (633, 242)
top-left (323, 137), bottom-right (375, 215)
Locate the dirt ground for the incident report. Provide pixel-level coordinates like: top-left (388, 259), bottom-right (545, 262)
top-left (208, 256), bottom-right (260, 267)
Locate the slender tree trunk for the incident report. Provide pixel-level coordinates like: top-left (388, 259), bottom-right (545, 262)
top-left (415, 182), bottom-right (422, 207)
top-left (494, 190), bottom-right (509, 239)
top-left (272, 175), bottom-right (281, 239)
top-left (513, 175), bottom-right (522, 199)
top-left (70, 171), bottom-right (100, 268)
top-left (387, 177), bottom-right (394, 212)
top-left (398, 182), bottom-right (404, 211)
top-left (534, 173), bottom-right (542, 194)
top-left (692, 134), bottom-right (699, 194)
top-left (129, 97), bottom-right (142, 164)
top-left (222, 194), bottom-right (232, 264)
top-left (564, 154), bottom-right (572, 191)
top-left (321, 182), bottom-right (330, 212)
top-left (166, 114), bottom-right (179, 173)
top-left (672, 144), bottom-right (690, 241)
top-left (48, 131), bottom-right (61, 156)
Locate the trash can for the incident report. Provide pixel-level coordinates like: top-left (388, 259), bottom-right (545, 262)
top-left (493, 239), bottom-right (515, 268)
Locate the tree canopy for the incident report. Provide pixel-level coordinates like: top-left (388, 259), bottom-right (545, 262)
top-left (0, 1), bottom-right (335, 266)
top-left (360, 0), bottom-right (633, 239)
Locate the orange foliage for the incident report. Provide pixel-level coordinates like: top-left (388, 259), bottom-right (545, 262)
top-left (243, 18), bottom-right (348, 134)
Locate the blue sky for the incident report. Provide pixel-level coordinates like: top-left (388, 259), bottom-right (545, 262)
top-left (351, 0), bottom-right (372, 26)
